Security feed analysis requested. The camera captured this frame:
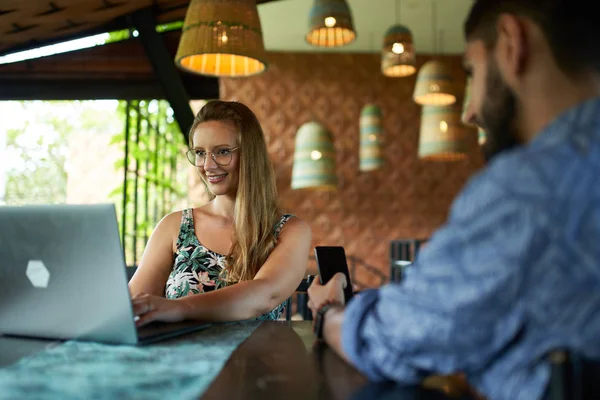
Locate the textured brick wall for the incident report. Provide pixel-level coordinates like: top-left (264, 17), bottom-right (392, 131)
top-left (220, 52), bottom-right (485, 286)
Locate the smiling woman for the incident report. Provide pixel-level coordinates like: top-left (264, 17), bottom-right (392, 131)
top-left (128, 100), bottom-right (312, 325)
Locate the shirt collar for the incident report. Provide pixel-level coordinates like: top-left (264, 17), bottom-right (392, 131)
top-left (529, 96), bottom-right (600, 152)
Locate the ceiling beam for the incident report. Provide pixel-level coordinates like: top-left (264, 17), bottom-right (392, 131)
top-left (0, 76), bottom-right (218, 101)
top-left (0, 29), bottom-right (219, 102)
top-left (0, 0), bottom-right (285, 57)
top-left (0, 17), bottom-right (128, 57)
top-left (130, 8), bottom-right (195, 142)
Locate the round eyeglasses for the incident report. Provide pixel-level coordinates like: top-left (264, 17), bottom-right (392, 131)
top-left (186, 147), bottom-right (240, 167)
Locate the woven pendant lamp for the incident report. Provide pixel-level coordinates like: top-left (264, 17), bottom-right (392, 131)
top-left (359, 104), bottom-right (384, 171)
top-left (381, 25), bottom-right (416, 77)
top-left (291, 121), bottom-right (337, 190)
top-left (413, 60), bottom-right (458, 106)
top-left (461, 77), bottom-right (487, 145)
top-left (175, 0), bottom-right (268, 77)
top-left (306, 0), bottom-right (356, 47)
top-left (418, 104), bottom-right (468, 161)
top-left (413, 1), bottom-right (457, 105)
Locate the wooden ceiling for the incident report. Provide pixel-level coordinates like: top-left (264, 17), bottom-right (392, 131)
top-left (0, 0), bottom-right (278, 55)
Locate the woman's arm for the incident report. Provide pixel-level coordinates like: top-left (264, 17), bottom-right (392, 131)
top-left (132, 217), bottom-right (312, 325)
top-left (128, 211), bottom-right (180, 297)
top-left (178, 217), bottom-right (312, 320)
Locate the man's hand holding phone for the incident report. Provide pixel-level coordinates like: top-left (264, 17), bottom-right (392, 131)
top-left (309, 246), bottom-right (354, 340)
top-left (307, 272), bottom-right (348, 315)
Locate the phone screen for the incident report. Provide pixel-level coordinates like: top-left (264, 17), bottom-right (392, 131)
top-left (314, 246), bottom-right (353, 302)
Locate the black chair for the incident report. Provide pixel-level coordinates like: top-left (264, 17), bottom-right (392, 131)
top-left (126, 266), bottom-right (137, 282)
top-left (546, 350), bottom-right (600, 400)
top-left (389, 239), bottom-right (428, 282)
top-left (285, 275), bottom-right (314, 321)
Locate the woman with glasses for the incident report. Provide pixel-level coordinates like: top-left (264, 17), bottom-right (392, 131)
top-left (128, 100), bottom-right (312, 326)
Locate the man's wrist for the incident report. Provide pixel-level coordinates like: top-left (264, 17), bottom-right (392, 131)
top-left (314, 301), bottom-right (344, 339)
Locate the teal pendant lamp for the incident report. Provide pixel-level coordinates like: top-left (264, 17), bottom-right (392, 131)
top-left (359, 104), bottom-right (384, 171)
top-left (381, 25), bottom-right (417, 77)
top-left (291, 121), bottom-right (337, 190)
top-left (381, 1), bottom-right (416, 77)
top-left (419, 104), bottom-right (469, 161)
top-left (412, 1), bottom-right (457, 105)
top-left (306, 0), bottom-right (356, 47)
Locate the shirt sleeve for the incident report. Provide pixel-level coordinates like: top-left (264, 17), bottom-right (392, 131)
top-left (341, 168), bottom-right (551, 383)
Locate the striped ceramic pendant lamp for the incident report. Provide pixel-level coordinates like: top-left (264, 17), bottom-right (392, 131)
top-left (359, 104), bottom-right (384, 171)
top-left (418, 103), bottom-right (469, 161)
top-left (175, 0), bottom-right (268, 77)
top-left (291, 121), bottom-right (337, 190)
top-left (306, 0), bottom-right (356, 47)
top-left (461, 77), bottom-right (487, 145)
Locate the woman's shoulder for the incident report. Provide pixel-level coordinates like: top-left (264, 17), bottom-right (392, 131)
top-left (161, 204), bottom-right (211, 225)
top-left (159, 209), bottom-right (187, 226)
top-left (276, 213), bottom-right (307, 227)
top-left (274, 213), bottom-right (311, 241)
top-left (157, 207), bottom-right (201, 233)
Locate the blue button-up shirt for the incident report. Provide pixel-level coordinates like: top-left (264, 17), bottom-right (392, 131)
top-left (342, 98), bottom-right (600, 399)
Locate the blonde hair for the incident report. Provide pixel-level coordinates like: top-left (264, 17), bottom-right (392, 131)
top-left (188, 100), bottom-right (281, 283)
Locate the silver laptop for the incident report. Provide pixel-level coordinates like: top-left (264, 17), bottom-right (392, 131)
top-left (0, 204), bottom-right (210, 345)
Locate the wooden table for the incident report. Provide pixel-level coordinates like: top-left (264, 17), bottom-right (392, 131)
top-left (202, 321), bottom-right (474, 400)
top-left (201, 321), bottom-right (366, 400)
top-left (0, 321), bottom-right (474, 399)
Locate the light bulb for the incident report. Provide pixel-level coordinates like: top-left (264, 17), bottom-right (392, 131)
top-left (324, 17), bottom-right (336, 27)
top-left (440, 121), bottom-right (448, 132)
top-left (392, 42), bottom-right (404, 54)
top-left (311, 150), bottom-right (323, 160)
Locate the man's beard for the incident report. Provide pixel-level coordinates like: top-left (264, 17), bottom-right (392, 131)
top-left (478, 57), bottom-right (520, 161)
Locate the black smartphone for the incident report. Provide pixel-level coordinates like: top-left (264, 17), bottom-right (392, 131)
top-left (314, 246), bottom-right (354, 303)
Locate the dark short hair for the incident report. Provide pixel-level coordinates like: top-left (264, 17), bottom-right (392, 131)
top-left (464, 0), bottom-right (600, 75)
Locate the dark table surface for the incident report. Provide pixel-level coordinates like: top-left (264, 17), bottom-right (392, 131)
top-left (201, 321), bottom-right (476, 400)
top-left (0, 321), bottom-right (476, 399)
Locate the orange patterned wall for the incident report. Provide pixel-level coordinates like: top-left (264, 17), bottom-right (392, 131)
top-left (220, 52), bottom-right (485, 287)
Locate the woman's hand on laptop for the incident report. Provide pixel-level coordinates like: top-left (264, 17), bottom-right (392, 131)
top-left (132, 292), bottom-right (186, 327)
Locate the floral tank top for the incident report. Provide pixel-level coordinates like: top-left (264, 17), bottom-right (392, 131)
top-left (165, 209), bottom-right (294, 320)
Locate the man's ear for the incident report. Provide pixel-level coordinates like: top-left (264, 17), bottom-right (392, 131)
top-left (494, 13), bottom-right (528, 86)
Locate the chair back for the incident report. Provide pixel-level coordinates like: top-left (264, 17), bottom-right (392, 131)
top-left (285, 275), bottom-right (315, 321)
top-left (547, 350), bottom-right (600, 400)
top-left (126, 266), bottom-right (137, 282)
